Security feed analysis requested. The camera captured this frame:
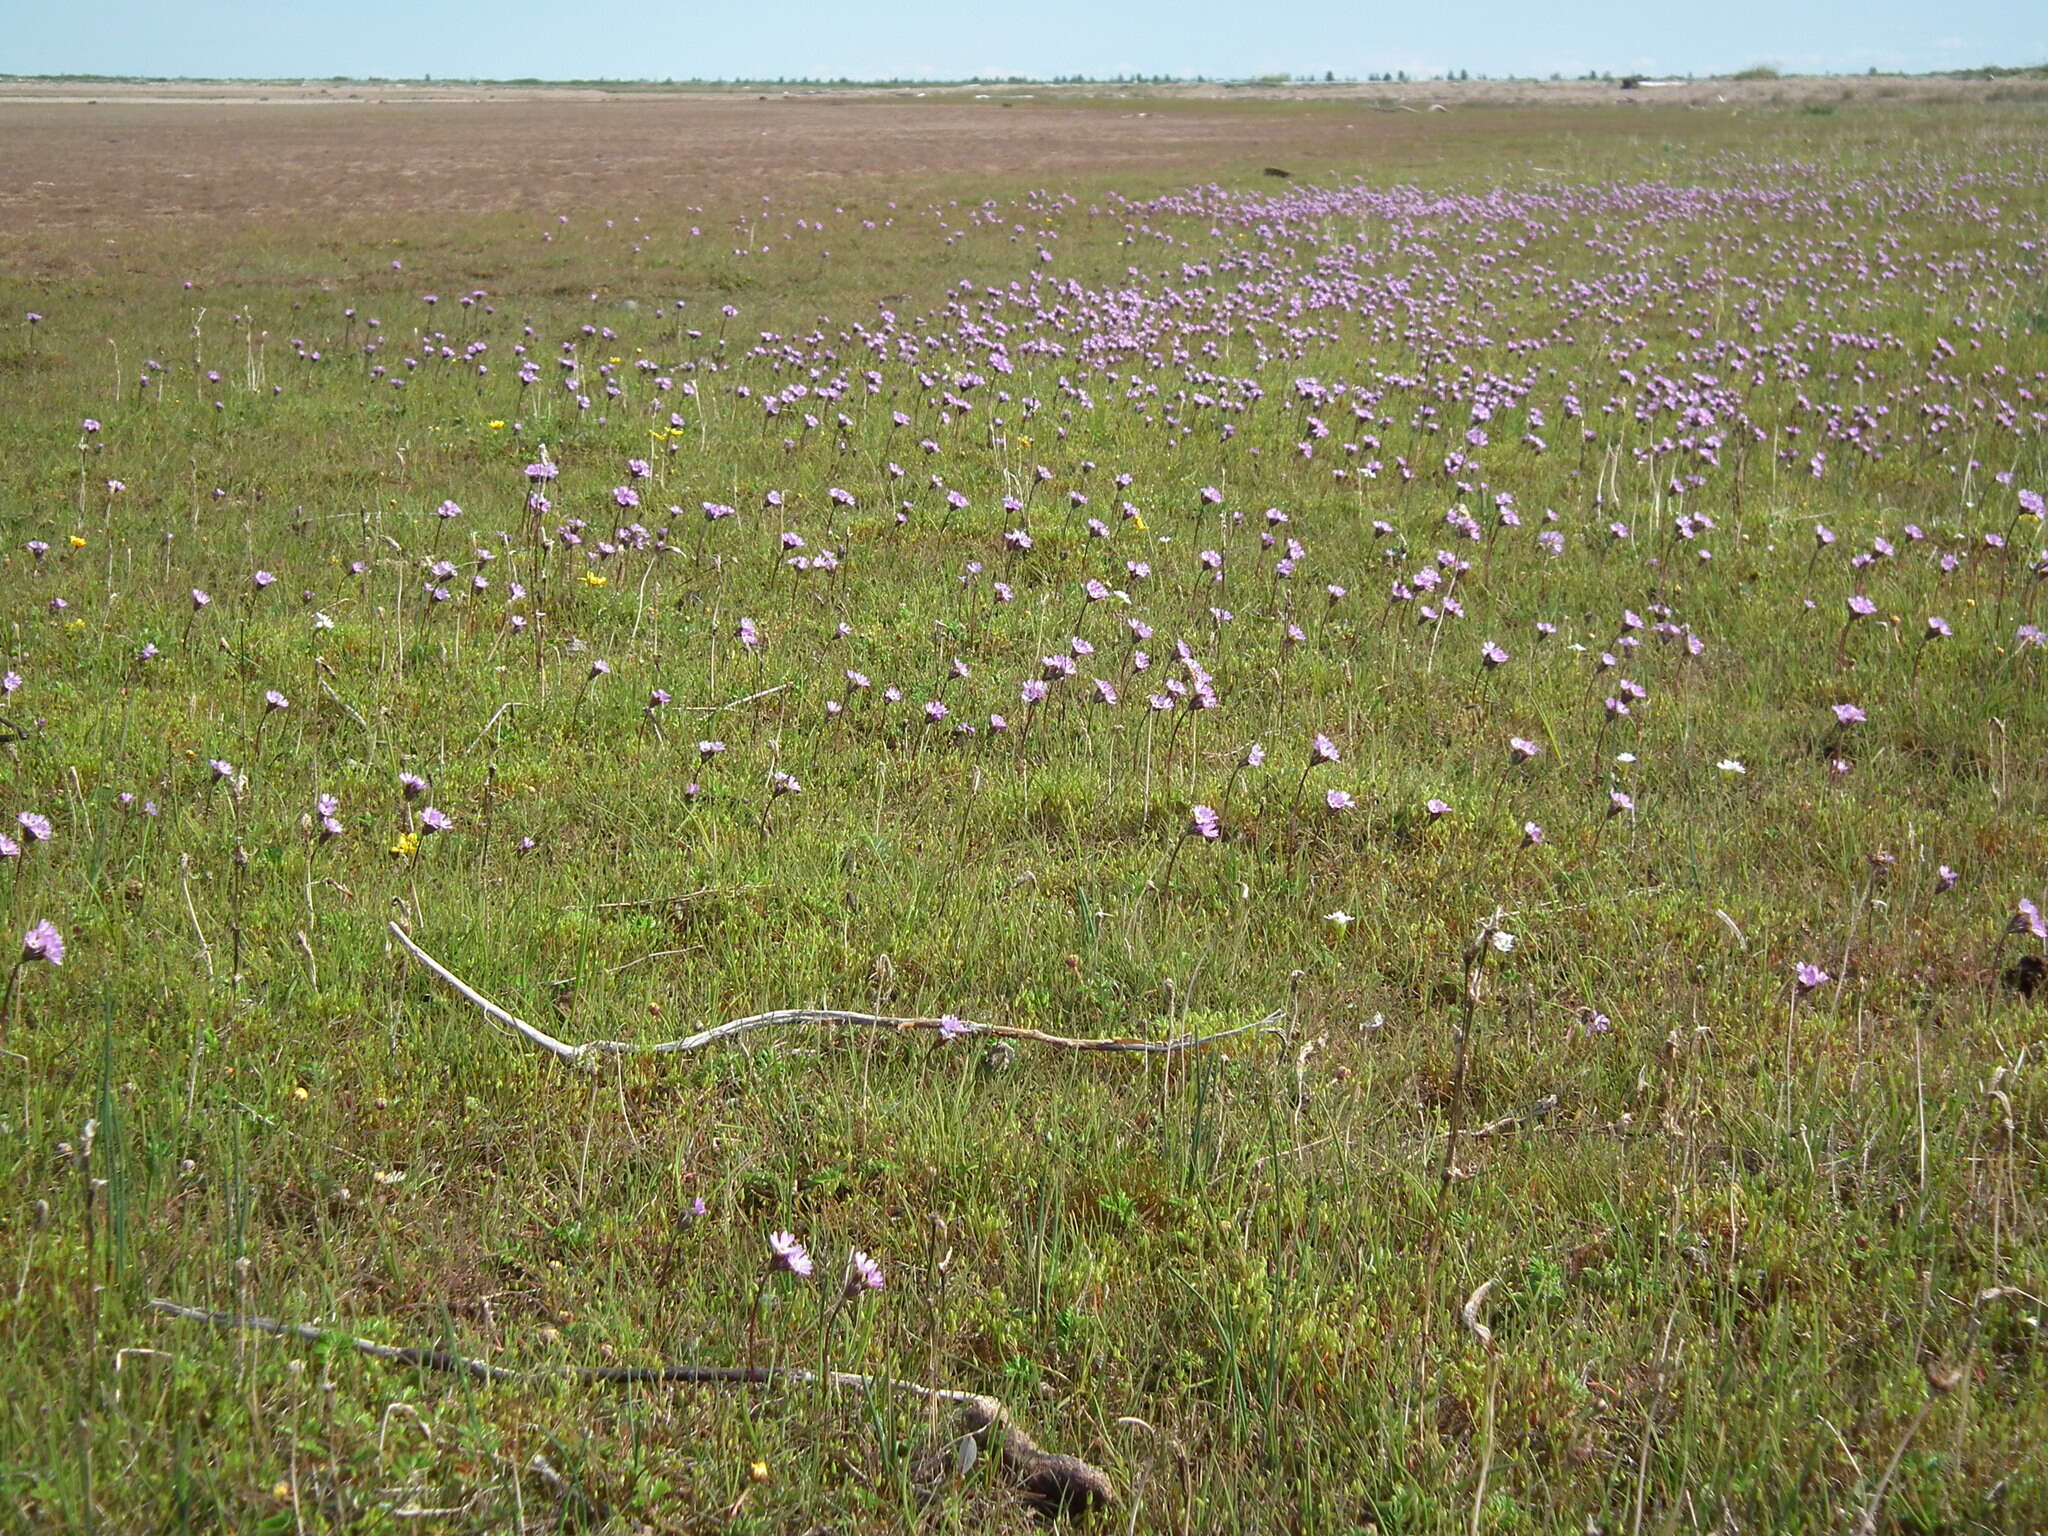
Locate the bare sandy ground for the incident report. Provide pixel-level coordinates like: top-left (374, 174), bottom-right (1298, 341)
top-left (0, 75), bottom-right (2038, 238)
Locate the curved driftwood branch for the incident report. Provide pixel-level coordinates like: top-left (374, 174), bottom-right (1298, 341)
top-left (388, 921), bottom-right (1282, 1069)
top-left (146, 1299), bottom-right (1114, 1513)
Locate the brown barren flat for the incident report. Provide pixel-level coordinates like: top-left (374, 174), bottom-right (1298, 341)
top-left (3, 75), bottom-right (2037, 238)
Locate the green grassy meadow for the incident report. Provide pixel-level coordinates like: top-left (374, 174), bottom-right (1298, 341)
top-left (1, 97), bottom-right (2045, 1532)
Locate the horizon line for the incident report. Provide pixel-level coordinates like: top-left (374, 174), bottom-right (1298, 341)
top-left (5, 63), bottom-right (2046, 88)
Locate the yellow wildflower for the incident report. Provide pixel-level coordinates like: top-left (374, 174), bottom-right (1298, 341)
top-left (69, 535), bottom-right (87, 548)
top-left (487, 419), bottom-right (506, 431)
top-left (390, 831), bottom-right (421, 859)
top-left (581, 571), bottom-right (608, 588)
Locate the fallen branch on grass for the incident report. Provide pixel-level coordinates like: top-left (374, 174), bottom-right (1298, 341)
top-left (388, 921), bottom-right (1283, 1069)
top-left (1464, 1095), bottom-right (1558, 1139)
top-left (681, 682), bottom-right (789, 712)
top-left (578, 884), bottom-right (761, 912)
top-left (146, 1299), bottom-right (1114, 1513)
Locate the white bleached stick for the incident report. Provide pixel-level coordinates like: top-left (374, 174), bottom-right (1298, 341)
top-left (387, 921), bottom-right (1281, 1069)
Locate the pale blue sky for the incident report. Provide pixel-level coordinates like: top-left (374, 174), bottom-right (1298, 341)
top-left (5, 0), bottom-right (2041, 82)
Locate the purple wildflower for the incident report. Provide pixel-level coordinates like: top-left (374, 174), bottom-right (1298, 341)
top-left (767, 1230), bottom-right (814, 1278)
top-left (846, 1251), bottom-right (885, 1294)
top-left (2015, 899), bottom-right (2048, 942)
top-left (21, 919), bottom-right (63, 967)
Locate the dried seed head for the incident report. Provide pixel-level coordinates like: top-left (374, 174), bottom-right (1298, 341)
top-left (1924, 1360), bottom-right (1963, 1395)
top-left (1461, 1279), bottom-right (1498, 1352)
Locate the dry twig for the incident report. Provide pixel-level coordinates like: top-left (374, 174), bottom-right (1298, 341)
top-left (681, 682), bottom-right (789, 712)
top-left (388, 921), bottom-right (1282, 1069)
top-left (1465, 1095), bottom-right (1558, 1139)
top-left (147, 1299), bottom-right (1114, 1512)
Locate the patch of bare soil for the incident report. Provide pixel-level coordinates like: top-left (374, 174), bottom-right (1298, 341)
top-left (0, 76), bottom-right (2032, 238)
top-left (0, 93), bottom-right (1415, 234)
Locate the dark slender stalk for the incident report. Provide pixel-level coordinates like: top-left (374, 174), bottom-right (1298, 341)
top-left (1438, 925), bottom-right (1491, 1199)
